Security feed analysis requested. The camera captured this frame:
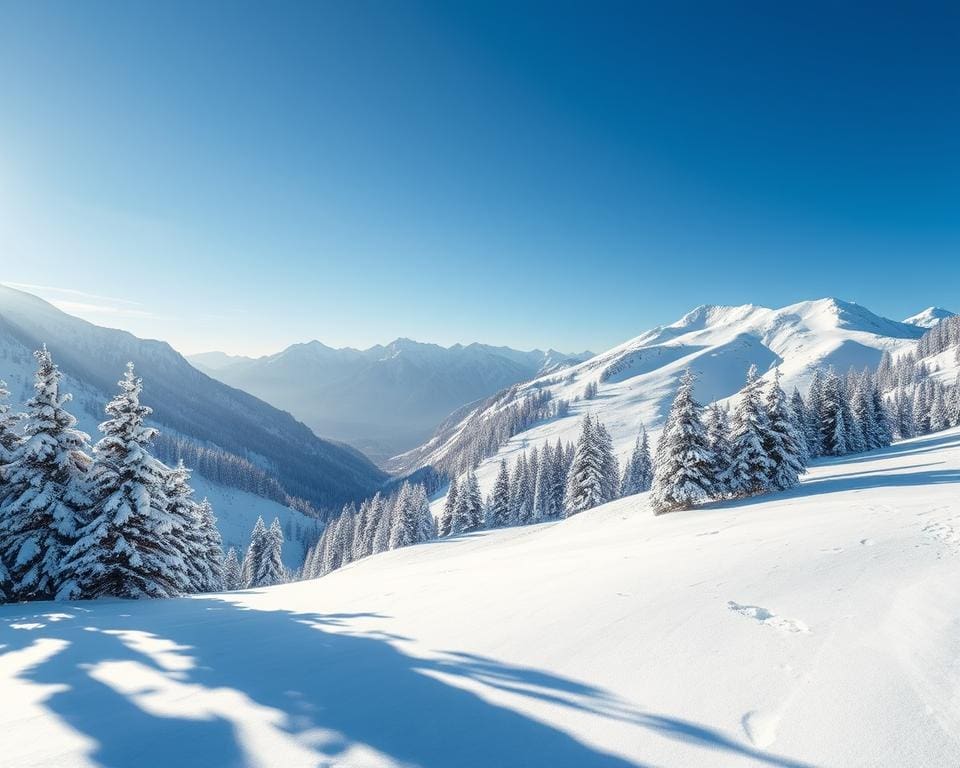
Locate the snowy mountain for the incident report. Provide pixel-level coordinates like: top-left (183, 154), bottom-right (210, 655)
top-left (4, 427), bottom-right (959, 767)
top-left (903, 306), bottom-right (956, 328)
top-left (393, 298), bottom-right (923, 496)
top-left (190, 339), bottom-right (591, 463)
top-left (0, 285), bottom-right (386, 539)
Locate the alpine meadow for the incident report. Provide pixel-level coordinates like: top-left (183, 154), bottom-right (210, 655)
top-left (1, 3), bottom-right (958, 767)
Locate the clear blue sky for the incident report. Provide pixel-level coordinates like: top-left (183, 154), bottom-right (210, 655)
top-left (1, 1), bottom-right (957, 356)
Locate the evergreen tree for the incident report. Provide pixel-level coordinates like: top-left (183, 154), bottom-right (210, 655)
top-left (197, 498), bottom-right (225, 591)
top-left (163, 459), bottom-right (210, 593)
top-left (63, 363), bottom-right (188, 599)
top-left (411, 484), bottom-right (436, 543)
top-left (439, 478), bottom-right (458, 537)
top-left (789, 388), bottom-right (810, 460)
top-left (705, 405), bottom-right (733, 498)
top-left (727, 365), bottom-right (773, 498)
top-left (549, 437), bottom-right (568, 515)
top-left (805, 369), bottom-right (825, 457)
top-left (620, 427), bottom-right (653, 496)
top-left (512, 453), bottom-right (534, 524)
top-left (565, 414), bottom-right (606, 516)
top-left (371, 496), bottom-right (393, 553)
top-left (820, 369), bottom-right (849, 455)
top-left (930, 386), bottom-right (950, 432)
top-left (222, 547), bottom-right (242, 590)
top-left (452, 471), bottom-right (483, 532)
top-left (650, 369), bottom-right (714, 514)
top-left (532, 443), bottom-right (553, 520)
top-left (253, 518), bottom-right (284, 587)
top-left (242, 516), bottom-right (269, 587)
top-left (0, 348), bottom-right (91, 601)
top-left (596, 422), bottom-right (620, 502)
top-left (763, 369), bottom-right (805, 491)
top-left (488, 459), bottom-right (512, 528)
top-left (389, 482), bottom-right (417, 549)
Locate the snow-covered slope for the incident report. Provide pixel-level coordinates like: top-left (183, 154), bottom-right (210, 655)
top-left (395, 299), bottom-right (923, 499)
top-left (3, 428), bottom-right (959, 767)
top-left (190, 339), bottom-right (590, 463)
top-left (0, 285), bottom-right (385, 549)
top-left (903, 306), bottom-right (956, 328)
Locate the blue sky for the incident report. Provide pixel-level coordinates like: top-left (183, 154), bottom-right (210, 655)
top-left (1, 1), bottom-right (957, 356)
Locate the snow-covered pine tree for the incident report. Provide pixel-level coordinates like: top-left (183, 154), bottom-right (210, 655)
top-left (565, 414), bottom-right (606, 516)
top-left (411, 483), bottom-right (435, 543)
top-left (389, 481), bottom-right (417, 549)
top-left (358, 494), bottom-right (380, 556)
top-left (650, 369), bottom-right (714, 514)
top-left (197, 498), bottom-right (225, 591)
top-left (222, 547), bottom-right (242, 590)
top-left (452, 471), bottom-right (483, 532)
top-left (620, 427), bottom-right (654, 496)
top-left (596, 421), bottom-right (620, 503)
top-left (512, 453), bottom-right (534, 524)
top-left (930, 386), bottom-right (950, 433)
top-left (439, 477), bottom-right (458, 537)
top-left (763, 368), bottom-right (806, 491)
top-left (532, 442), bottom-right (553, 521)
top-left (705, 404), bottom-right (733, 498)
top-left (726, 365), bottom-right (773, 499)
top-left (805, 369), bottom-right (825, 458)
top-left (372, 496), bottom-right (393, 553)
top-left (819, 369), bottom-right (849, 456)
top-left (162, 459), bottom-right (209, 593)
top-left (0, 348), bottom-right (91, 601)
top-left (61, 362), bottom-right (188, 600)
top-left (252, 518), bottom-right (284, 587)
top-left (242, 516), bottom-right (269, 587)
top-left (549, 437), bottom-right (568, 516)
top-left (489, 459), bottom-right (512, 528)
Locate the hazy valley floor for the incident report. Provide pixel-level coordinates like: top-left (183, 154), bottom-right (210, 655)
top-left (3, 429), bottom-right (960, 767)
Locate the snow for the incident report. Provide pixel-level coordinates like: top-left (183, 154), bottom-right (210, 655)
top-left (3, 428), bottom-right (960, 767)
top-left (903, 307), bottom-right (956, 329)
top-left (404, 298), bottom-right (922, 512)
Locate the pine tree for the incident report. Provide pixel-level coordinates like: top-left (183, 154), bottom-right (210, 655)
top-left (242, 516), bottom-right (268, 587)
top-left (61, 363), bottom-right (188, 599)
top-left (452, 472), bottom-right (483, 532)
top-left (197, 498), bottom-right (225, 591)
top-left (372, 497), bottom-right (393, 553)
top-left (565, 414), bottom-right (606, 515)
top-left (0, 348), bottom-right (91, 600)
top-left (253, 518), bottom-right (284, 587)
top-left (930, 386), bottom-right (950, 433)
top-left (805, 369), bottom-right (825, 457)
top-left (727, 365), bottom-right (773, 498)
top-left (532, 443), bottom-right (553, 520)
top-left (650, 369), bottom-right (714, 514)
top-left (222, 547), bottom-right (242, 590)
top-left (512, 453), bottom-right (534, 524)
top-left (489, 459), bottom-right (512, 528)
top-left (820, 370), bottom-right (849, 456)
top-left (439, 478), bottom-right (458, 537)
top-left (620, 427), bottom-right (653, 496)
top-left (763, 369), bottom-right (806, 491)
top-left (389, 482), bottom-right (417, 549)
top-left (705, 405), bottom-right (733, 498)
top-left (163, 459), bottom-right (209, 593)
top-left (411, 484), bottom-right (436, 543)
top-left (596, 422), bottom-right (620, 502)
top-left (789, 388), bottom-right (810, 461)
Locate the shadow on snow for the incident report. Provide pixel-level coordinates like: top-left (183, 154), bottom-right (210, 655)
top-left (0, 596), bottom-right (814, 768)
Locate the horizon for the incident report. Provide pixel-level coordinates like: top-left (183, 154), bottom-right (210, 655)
top-left (2, 3), bottom-right (959, 355)
top-left (2, 280), bottom-right (951, 359)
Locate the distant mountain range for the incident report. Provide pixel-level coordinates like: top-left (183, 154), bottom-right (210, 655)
top-left (903, 307), bottom-right (956, 329)
top-left (0, 285), bottom-right (387, 515)
top-left (189, 341), bottom-right (592, 463)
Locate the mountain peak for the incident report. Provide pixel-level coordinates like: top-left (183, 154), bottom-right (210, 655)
top-left (903, 307), bottom-right (956, 329)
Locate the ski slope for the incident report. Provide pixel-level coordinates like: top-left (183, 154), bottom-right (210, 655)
top-left (2, 429), bottom-right (960, 767)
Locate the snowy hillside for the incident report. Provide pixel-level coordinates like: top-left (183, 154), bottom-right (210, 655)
top-left (0, 284), bottom-right (386, 510)
top-left (3, 428), bottom-right (959, 767)
top-left (190, 339), bottom-right (590, 463)
top-left (394, 298), bottom-right (923, 502)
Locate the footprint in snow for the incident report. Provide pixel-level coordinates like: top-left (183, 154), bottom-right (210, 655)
top-left (727, 601), bottom-right (810, 634)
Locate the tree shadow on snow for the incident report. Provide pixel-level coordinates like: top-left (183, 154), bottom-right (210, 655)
top-left (0, 598), bottom-right (815, 768)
